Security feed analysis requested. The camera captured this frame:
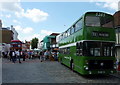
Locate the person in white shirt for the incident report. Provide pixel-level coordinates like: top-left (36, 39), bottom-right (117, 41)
top-left (15, 50), bottom-right (21, 63)
top-left (11, 49), bottom-right (16, 63)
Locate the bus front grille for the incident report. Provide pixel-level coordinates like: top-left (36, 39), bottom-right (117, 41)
top-left (88, 60), bottom-right (114, 70)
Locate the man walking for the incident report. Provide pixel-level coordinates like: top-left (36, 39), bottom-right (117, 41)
top-left (40, 51), bottom-right (44, 62)
top-left (9, 49), bottom-right (12, 61)
top-left (22, 51), bottom-right (26, 61)
top-left (11, 49), bottom-right (16, 63)
top-left (15, 50), bottom-right (21, 63)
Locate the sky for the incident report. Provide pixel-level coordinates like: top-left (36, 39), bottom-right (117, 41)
top-left (0, 0), bottom-right (119, 42)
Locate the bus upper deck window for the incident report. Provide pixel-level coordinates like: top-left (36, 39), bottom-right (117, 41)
top-left (101, 17), bottom-right (114, 28)
top-left (85, 16), bottom-right (100, 27)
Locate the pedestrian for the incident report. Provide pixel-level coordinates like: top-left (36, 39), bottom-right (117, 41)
top-left (40, 51), bottom-right (44, 62)
top-left (2, 51), bottom-right (5, 58)
top-left (4, 51), bottom-right (8, 58)
top-left (28, 51), bottom-right (31, 59)
top-left (30, 51), bottom-right (33, 59)
top-left (22, 51), bottom-right (26, 61)
top-left (15, 50), bottom-right (21, 63)
top-left (32, 52), bottom-right (35, 59)
top-left (11, 49), bottom-right (16, 63)
top-left (9, 49), bottom-right (12, 61)
top-left (38, 52), bottom-right (40, 60)
top-left (29, 51), bottom-right (32, 59)
top-left (44, 50), bottom-right (50, 60)
top-left (53, 51), bottom-right (58, 61)
top-left (44, 50), bottom-right (47, 61)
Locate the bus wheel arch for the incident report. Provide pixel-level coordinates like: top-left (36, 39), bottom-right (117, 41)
top-left (60, 57), bottom-right (62, 64)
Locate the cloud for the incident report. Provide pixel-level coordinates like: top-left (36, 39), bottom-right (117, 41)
top-left (14, 25), bottom-right (22, 31)
top-left (13, 19), bottom-right (21, 24)
top-left (0, 14), bottom-right (3, 17)
top-left (14, 26), bottom-right (54, 42)
top-left (14, 25), bottom-right (34, 41)
top-left (22, 29), bottom-right (55, 42)
top-left (40, 29), bottom-right (53, 35)
top-left (103, 2), bottom-right (118, 11)
top-left (0, 14), bottom-right (11, 18)
top-left (14, 25), bottom-right (33, 34)
top-left (95, 0), bottom-right (119, 11)
top-left (20, 34), bottom-right (41, 41)
top-left (0, 1), bottom-right (49, 23)
top-left (23, 27), bottom-right (33, 34)
top-left (0, 2), bottom-right (24, 13)
top-left (15, 8), bottom-right (49, 23)
top-left (96, 3), bottom-right (101, 6)
top-left (119, 1), bottom-right (120, 10)
top-left (6, 14), bottom-right (11, 18)
top-left (22, 8), bottom-right (49, 22)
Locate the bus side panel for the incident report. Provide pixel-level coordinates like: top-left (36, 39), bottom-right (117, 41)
top-left (59, 53), bottom-right (71, 67)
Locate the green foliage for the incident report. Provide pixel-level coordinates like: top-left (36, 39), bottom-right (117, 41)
top-left (31, 37), bottom-right (39, 49)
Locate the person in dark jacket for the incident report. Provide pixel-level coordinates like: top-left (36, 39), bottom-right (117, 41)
top-left (40, 51), bottom-right (44, 62)
top-left (9, 50), bottom-right (12, 61)
top-left (22, 51), bottom-right (26, 61)
top-left (11, 49), bottom-right (16, 63)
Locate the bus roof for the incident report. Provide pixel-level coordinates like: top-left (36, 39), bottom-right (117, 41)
top-left (62, 11), bottom-right (113, 33)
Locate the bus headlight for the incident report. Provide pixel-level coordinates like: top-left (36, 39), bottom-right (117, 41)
top-left (85, 67), bottom-right (89, 70)
top-left (114, 66), bottom-right (116, 69)
top-left (84, 66), bottom-right (89, 70)
top-left (111, 71), bottom-right (113, 73)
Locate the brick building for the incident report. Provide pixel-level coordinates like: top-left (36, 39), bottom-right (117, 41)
top-left (0, 28), bottom-right (13, 44)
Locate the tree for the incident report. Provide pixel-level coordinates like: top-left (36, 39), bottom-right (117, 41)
top-left (31, 37), bottom-right (39, 49)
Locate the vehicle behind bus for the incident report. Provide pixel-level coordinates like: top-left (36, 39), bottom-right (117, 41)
top-left (10, 40), bottom-right (22, 51)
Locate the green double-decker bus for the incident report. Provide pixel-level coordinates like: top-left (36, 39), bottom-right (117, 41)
top-left (57, 12), bottom-right (116, 75)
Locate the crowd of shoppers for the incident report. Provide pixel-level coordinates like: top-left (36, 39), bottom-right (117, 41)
top-left (9, 49), bottom-right (22, 63)
top-left (2, 49), bottom-right (59, 63)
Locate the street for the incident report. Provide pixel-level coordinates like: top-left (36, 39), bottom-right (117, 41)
top-left (2, 58), bottom-right (120, 83)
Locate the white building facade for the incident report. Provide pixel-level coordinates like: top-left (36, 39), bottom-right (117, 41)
top-left (38, 41), bottom-right (43, 50)
top-left (10, 25), bottom-right (18, 40)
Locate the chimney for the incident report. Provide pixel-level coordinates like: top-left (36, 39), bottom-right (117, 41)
top-left (11, 25), bottom-right (14, 30)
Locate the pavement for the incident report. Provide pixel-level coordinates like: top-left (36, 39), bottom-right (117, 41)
top-left (2, 58), bottom-right (120, 83)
